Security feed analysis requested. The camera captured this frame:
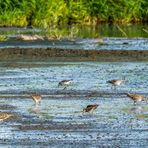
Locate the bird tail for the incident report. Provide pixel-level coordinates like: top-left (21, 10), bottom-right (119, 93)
top-left (126, 93), bottom-right (131, 96)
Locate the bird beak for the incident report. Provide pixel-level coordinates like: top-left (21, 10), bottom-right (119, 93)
top-left (82, 109), bottom-right (85, 113)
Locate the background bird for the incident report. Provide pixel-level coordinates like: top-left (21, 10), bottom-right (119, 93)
top-left (83, 104), bottom-right (98, 113)
top-left (127, 93), bottom-right (147, 104)
top-left (107, 79), bottom-right (126, 89)
top-left (58, 80), bottom-right (71, 90)
top-left (31, 94), bottom-right (42, 104)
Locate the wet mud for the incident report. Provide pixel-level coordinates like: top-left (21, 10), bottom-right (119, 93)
top-left (0, 48), bottom-right (148, 62)
top-left (0, 37), bottom-right (148, 62)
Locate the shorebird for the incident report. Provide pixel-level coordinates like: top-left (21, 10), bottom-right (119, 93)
top-left (0, 112), bottom-right (14, 121)
top-left (107, 79), bottom-right (125, 89)
top-left (31, 94), bottom-right (42, 104)
top-left (92, 38), bottom-right (104, 44)
top-left (83, 104), bottom-right (99, 113)
top-left (58, 80), bottom-right (71, 90)
top-left (127, 93), bottom-right (147, 104)
top-left (18, 34), bottom-right (44, 40)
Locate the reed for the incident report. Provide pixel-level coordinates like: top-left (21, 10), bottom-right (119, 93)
top-left (0, 35), bottom-right (8, 41)
top-left (0, 0), bottom-right (147, 27)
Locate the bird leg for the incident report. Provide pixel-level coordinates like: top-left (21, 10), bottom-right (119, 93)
top-left (113, 85), bottom-right (117, 92)
top-left (63, 86), bottom-right (67, 90)
top-left (133, 101), bottom-right (137, 105)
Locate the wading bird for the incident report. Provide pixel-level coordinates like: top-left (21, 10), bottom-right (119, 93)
top-left (127, 93), bottom-right (147, 104)
top-left (83, 104), bottom-right (99, 113)
top-left (0, 112), bottom-right (14, 121)
top-left (31, 94), bottom-right (42, 104)
top-left (107, 79), bottom-right (126, 89)
top-left (18, 34), bottom-right (44, 41)
top-left (58, 80), bottom-right (72, 90)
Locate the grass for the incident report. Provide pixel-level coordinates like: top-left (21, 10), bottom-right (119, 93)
top-left (0, 0), bottom-right (147, 28)
top-left (116, 24), bottom-right (128, 37)
top-left (0, 35), bottom-right (8, 41)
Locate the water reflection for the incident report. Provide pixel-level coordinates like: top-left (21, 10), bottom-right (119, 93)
top-left (0, 24), bottom-right (148, 49)
top-left (130, 106), bottom-right (143, 114)
top-left (1, 24), bottom-right (147, 38)
top-left (30, 104), bottom-right (41, 114)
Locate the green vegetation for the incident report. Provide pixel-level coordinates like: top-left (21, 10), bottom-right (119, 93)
top-left (0, 35), bottom-right (8, 41)
top-left (136, 114), bottom-right (148, 119)
top-left (0, 0), bottom-right (148, 27)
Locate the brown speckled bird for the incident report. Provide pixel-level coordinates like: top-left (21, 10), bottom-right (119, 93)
top-left (83, 104), bottom-right (99, 113)
top-left (0, 112), bottom-right (14, 121)
top-left (107, 79), bottom-right (125, 89)
top-left (18, 34), bottom-right (44, 41)
top-left (31, 94), bottom-right (42, 104)
top-left (58, 80), bottom-right (71, 90)
top-left (127, 93), bottom-right (147, 104)
top-left (107, 79), bottom-right (125, 86)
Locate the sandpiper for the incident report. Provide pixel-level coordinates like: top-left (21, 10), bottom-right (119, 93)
top-left (18, 34), bottom-right (44, 40)
top-left (31, 94), bottom-right (42, 104)
top-left (83, 104), bottom-right (99, 113)
top-left (107, 79), bottom-right (125, 89)
top-left (96, 38), bottom-right (104, 44)
top-left (58, 80), bottom-right (71, 90)
top-left (127, 93), bottom-right (147, 104)
top-left (0, 112), bottom-right (14, 121)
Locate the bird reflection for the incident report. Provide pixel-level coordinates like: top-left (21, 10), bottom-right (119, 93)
top-left (130, 106), bottom-right (143, 114)
top-left (29, 104), bottom-right (41, 115)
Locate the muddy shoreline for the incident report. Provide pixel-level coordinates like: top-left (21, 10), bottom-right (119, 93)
top-left (0, 90), bottom-right (147, 99)
top-left (0, 48), bottom-right (148, 62)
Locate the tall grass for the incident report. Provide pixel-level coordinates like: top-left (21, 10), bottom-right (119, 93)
top-left (0, 0), bottom-right (147, 27)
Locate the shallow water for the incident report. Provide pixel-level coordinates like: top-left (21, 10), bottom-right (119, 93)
top-left (0, 25), bottom-right (148, 147)
top-left (0, 37), bottom-right (148, 51)
top-left (0, 61), bottom-right (147, 147)
top-left (0, 25), bottom-right (148, 50)
top-left (0, 62), bottom-right (148, 93)
top-left (0, 24), bottom-right (148, 38)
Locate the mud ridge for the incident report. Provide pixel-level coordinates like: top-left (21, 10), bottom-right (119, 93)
top-left (0, 48), bottom-right (148, 61)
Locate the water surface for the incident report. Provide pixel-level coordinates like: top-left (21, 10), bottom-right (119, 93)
top-left (0, 61), bottom-right (147, 147)
top-left (0, 24), bottom-right (148, 50)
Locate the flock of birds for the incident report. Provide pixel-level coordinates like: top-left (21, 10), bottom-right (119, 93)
top-left (0, 78), bottom-right (147, 121)
top-left (31, 79), bottom-right (147, 115)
